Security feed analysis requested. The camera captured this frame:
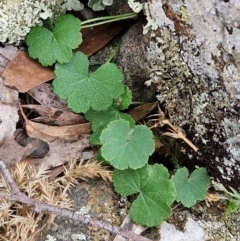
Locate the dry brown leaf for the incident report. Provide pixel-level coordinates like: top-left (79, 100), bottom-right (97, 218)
top-left (22, 104), bottom-right (86, 126)
top-left (128, 102), bottom-right (158, 122)
top-left (2, 51), bottom-right (55, 93)
top-left (0, 136), bottom-right (40, 167)
top-left (19, 103), bottom-right (91, 142)
top-left (0, 45), bottom-right (20, 63)
top-left (24, 137), bottom-right (91, 171)
top-left (14, 129), bottom-right (50, 159)
top-left (0, 46), bottom-right (19, 146)
top-left (28, 83), bottom-right (69, 110)
top-left (78, 20), bottom-right (129, 57)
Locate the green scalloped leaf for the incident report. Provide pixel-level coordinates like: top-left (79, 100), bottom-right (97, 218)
top-left (100, 120), bottom-right (155, 170)
top-left (85, 107), bottom-right (135, 145)
top-left (171, 167), bottom-right (210, 207)
top-left (115, 86), bottom-right (132, 110)
top-left (113, 164), bottom-right (176, 227)
top-left (53, 52), bottom-right (125, 113)
top-left (26, 14), bottom-right (82, 66)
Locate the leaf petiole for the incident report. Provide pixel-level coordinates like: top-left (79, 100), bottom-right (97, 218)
top-left (81, 12), bottom-right (137, 29)
top-left (106, 39), bottom-right (122, 63)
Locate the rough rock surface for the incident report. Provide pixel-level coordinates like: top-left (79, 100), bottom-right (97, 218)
top-left (38, 180), bottom-right (240, 241)
top-left (129, 0), bottom-right (240, 190)
top-left (116, 20), bottom-right (156, 102)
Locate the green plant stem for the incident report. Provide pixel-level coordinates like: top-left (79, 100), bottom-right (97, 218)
top-left (43, 17), bottom-right (54, 31)
top-left (81, 12), bottom-right (137, 25)
top-left (131, 102), bottom-right (147, 105)
top-left (81, 12), bottom-right (137, 29)
top-left (171, 140), bottom-right (180, 169)
top-left (106, 39), bottom-right (122, 63)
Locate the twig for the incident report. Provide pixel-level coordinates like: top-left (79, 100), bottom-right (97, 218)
top-left (162, 120), bottom-right (198, 152)
top-left (147, 105), bottom-right (198, 152)
top-left (0, 158), bottom-right (152, 241)
top-left (0, 99), bottom-right (18, 107)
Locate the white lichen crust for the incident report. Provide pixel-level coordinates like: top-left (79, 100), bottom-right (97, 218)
top-left (0, 0), bottom-right (73, 44)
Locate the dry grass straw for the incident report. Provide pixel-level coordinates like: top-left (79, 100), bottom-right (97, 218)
top-left (0, 159), bottom-right (112, 241)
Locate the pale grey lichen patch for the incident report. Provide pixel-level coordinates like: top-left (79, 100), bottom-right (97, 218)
top-left (146, 27), bottom-right (193, 127)
top-left (88, 0), bottom-right (113, 11)
top-left (76, 206), bottom-right (90, 218)
top-left (45, 235), bottom-right (56, 241)
top-left (226, 136), bottom-right (240, 161)
top-left (71, 233), bottom-right (87, 241)
top-left (127, 0), bottom-right (143, 13)
top-left (0, 0), bottom-right (73, 44)
top-left (173, 0), bottom-right (240, 99)
top-left (142, 3), bottom-right (158, 34)
top-left (179, 6), bottom-right (191, 25)
top-left (198, 217), bottom-right (238, 241)
top-left (148, 0), bottom-right (174, 31)
top-left (61, 0), bottom-right (84, 11)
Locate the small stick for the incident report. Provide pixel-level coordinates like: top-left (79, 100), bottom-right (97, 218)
top-left (162, 120), bottom-right (198, 152)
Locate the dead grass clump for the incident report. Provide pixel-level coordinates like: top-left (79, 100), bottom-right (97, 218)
top-left (0, 159), bottom-right (112, 241)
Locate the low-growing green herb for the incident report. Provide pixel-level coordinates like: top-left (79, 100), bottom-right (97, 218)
top-left (85, 107), bottom-right (135, 145)
top-left (171, 167), bottom-right (210, 207)
top-left (53, 51), bottom-right (125, 113)
top-left (113, 164), bottom-right (176, 226)
top-left (116, 86), bottom-right (132, 110)
top-left (26, 14), bottom-right (82, 66)
top-left (212, 181), bottom-right (240, 218)
top-left (100, 120), bottom-right (155, 170)
top-left (26, 12), bottom-right (211, 228)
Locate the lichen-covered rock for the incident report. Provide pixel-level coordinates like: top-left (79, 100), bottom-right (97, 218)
top-left (0, 0), bottom-right (83, 44)
top-left (144, 0), bottom-right (240, 190)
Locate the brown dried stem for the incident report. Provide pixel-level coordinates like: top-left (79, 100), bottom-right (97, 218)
top-left (0, 157), bottom-right (152, 241)
top-left (162, 119), bottom-right (198, 152)
top-left (148, 106), bottom-right (198, 152)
